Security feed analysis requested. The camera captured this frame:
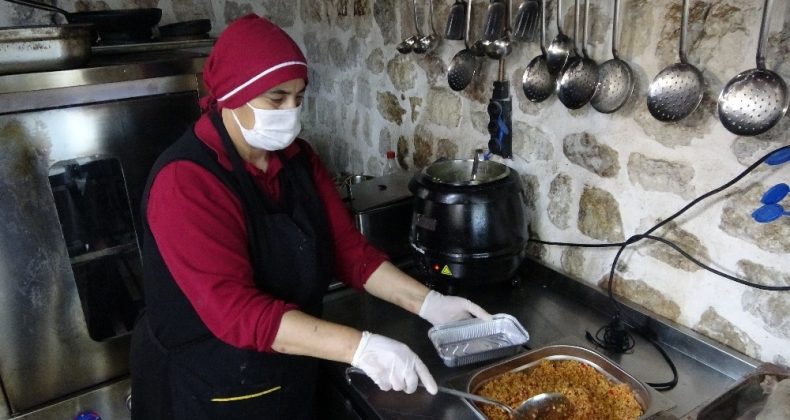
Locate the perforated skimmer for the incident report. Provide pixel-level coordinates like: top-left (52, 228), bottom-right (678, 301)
top-left (557, 0), bottom-right (598, 109)
top-left (591, 0), bottom-right (634, 113)
top-left (521, 0), bottom-right (555, 102)
top-left (646, 0), bottom-right (704, 122)
top-left (447, 0), bottom-right (478, 90)
top-left (717, 0), bottom-right (789, 136)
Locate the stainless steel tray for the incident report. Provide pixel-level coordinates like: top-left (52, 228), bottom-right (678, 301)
top-left (692, 363), bottom-right (790, 420)
top-left (428, 313), bottom-right (529, 367)
top-left (463, 344), bottom-right (676, 419)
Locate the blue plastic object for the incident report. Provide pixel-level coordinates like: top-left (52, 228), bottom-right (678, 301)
top-left (752, 204), bottom-right (789, 223)
top-left (765, 148), bottom-right (790, 166)
top-left (74, 413), bottom-right (101, 420)
top-left (761, 183), bottom-right (789, 204)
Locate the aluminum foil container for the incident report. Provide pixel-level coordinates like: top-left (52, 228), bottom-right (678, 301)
top-left (428, 313), bottom-right (529, 367)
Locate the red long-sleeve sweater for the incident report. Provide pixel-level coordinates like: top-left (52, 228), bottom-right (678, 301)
top-left (146, 114), bottom-right (387, 353)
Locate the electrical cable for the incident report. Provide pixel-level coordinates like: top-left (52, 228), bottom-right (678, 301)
top-left (528, 144), bottom-right (790, 391)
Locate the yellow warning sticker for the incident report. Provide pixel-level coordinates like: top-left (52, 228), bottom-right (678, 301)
top-left (440, 265), bottom-right (453, 276)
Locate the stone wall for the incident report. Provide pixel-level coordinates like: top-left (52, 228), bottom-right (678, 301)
top-left (2, 0), bottom-right (788, 364)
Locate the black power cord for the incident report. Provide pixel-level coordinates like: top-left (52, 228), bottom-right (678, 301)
top-left (528, 144), bottom-right (790, 391)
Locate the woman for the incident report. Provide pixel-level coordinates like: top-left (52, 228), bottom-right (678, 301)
top-left (130, 14), bottom-right (491, 419)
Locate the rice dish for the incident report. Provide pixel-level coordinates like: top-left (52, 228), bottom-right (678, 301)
top-left (476, 359), bottom-right (643, 420)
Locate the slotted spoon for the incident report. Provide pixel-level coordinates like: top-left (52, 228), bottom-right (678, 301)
top-left (646, 0), bottom-right (705, 122)
top-left (591, 0), bottom-right (635, 113)
top-left (447, 0), bottom-right (478, 90)
top-left (522, 0), bottom-right (555, 102)
top-left (557, 0), bottom-right (598, 109)
top-left (717, 0), bottom-right (789, 136)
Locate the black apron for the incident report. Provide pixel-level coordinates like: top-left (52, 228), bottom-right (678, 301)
top-left (130, 112), bottom-right (334, 420)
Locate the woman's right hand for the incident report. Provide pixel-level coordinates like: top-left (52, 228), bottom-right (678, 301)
top-left (351, 331), bottom-right (438, 395)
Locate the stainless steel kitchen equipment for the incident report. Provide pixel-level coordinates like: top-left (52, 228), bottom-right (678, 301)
top-left (646, 0), bottom-right (704, 122)
top-left (346, 172), bottom-right (416, 264)
top-left (717, 0), bottom-right (788, 136)
top-left (414, 0), bottom-right (439, 54)
top-left (447, 0), bottom-right (478, 91)
top-left (546, 0), bottom-right (573, 74)
top-left (397, 0), bottom-right (424, 53)
top-left (521, 0), bottom-right (555, 103)
top-left (409, 159), bottom-right (529, 291)
top-left (0, 24), bottom-right (92, 75)
top-left (591, 0), bottom-right (635, 113)
top-left (557, 0), bottom-right (599, 109)
top-left (463, 344), bottom-right (677, 419)
top-left (0, 47), bottom-right (208, 419)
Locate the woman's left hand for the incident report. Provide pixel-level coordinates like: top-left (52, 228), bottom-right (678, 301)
top-left (418, 290), bottom-right (492, 326)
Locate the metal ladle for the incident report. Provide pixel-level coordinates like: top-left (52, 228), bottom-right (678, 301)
top-left (345, 367), bottom-right (571, 419)
top-left (447, 0), bottom-right (478, 90)
top-left (717, 0), bottom-right (789, 136)
top-left (547, 0), bottom-right (574, 74)
top-left (414, 0), bottom-right (439, 54)
top-left (646, 0), bottom-right (705, 122)
top-left (591, 0), bottom-right (635, 113)
top-left (397, 0), bottom-right (424, 54)
top-left (433, 386), bottom-right (572, 419)
top-left (557, 0), bottom-right (599, 109)
top-left (521, 0), bottom-right (555, 102)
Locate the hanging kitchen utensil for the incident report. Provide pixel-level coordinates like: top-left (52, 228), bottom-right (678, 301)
top-left (557, 0), bottom-right (598, 109)
top-left (646, 0), bottom-right (704, 122)
top-left (415, 0), bottom-right (439, 54)
top-left (447, 0), bottom-right (479, 90)
top-left (513, 0), bottom-right (540, 42)
top-left (547, 0), bottom-right (574, 74)
top-left (4, 0), bottom-right (161, 45)
top-left (397, 0), bottom-right (424, 53)
top-left (430, 386), bottom-right (572, 420)
top-left (717, 0), bottom-right (788, 136)
top-left (483, 0), bottom-right (507, 40)
top-left (591, 0), bottom-right (635, 113)
top-left (486, 36), bottom-right (512, 59)
top-left (445, 0), bottom-right (467, 40)
top-left (522, 0), bottom-right (555, 102)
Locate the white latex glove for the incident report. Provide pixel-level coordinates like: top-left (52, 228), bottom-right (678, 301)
top-left (418, 290), bottom-right (493, 326)
top-left (351, 331), bottom-right (438, 395)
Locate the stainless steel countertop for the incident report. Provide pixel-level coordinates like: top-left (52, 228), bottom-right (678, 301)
top-left (321, 258), bottom-right (760, 419)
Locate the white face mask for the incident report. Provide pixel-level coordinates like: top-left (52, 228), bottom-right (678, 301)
top-left (231, 103), bottom-right (302, 151)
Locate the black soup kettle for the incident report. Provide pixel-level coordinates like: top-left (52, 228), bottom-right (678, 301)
top-left (408, 158), bottom-right (529, 291)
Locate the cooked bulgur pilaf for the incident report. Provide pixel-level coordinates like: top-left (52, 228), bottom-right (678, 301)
top-left (476, 359), bottom-right (643, 420)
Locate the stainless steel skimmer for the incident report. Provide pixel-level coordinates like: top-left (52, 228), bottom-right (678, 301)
top-left (646, 0), bottom-right (705, 122)
top-left (522, 0), bottom-right (555, 102)
top-left (547, 0), bottom-right (574, 74)
top-left (557, 0), bottom-right (598, 109)
top-left (447, 0), bottom-right (479, 90)
top-left (591, 0), bottom-right (635, 113)
top-left (717, 0), bottom-right (789, 136)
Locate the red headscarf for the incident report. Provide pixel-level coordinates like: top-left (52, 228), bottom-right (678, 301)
top-left (201, 14), bottom-right (308, 111)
